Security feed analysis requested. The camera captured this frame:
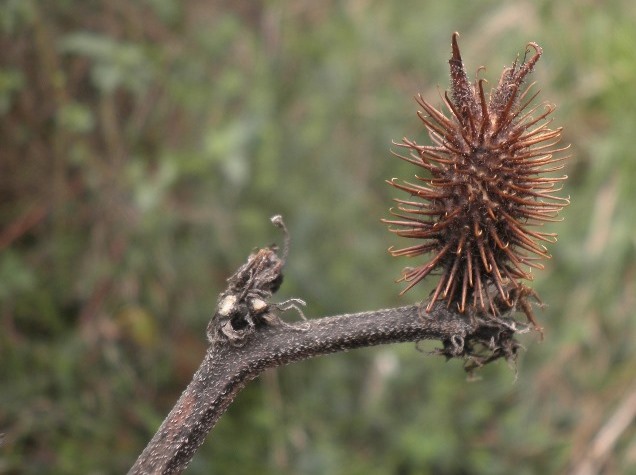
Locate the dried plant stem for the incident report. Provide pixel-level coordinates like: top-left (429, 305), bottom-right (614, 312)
top-left (129, 215), bottom-right (529, 474)
top-left (129, 299), bottom-right (525, 474)
top-left (570, 382), bottom-right (636, 475)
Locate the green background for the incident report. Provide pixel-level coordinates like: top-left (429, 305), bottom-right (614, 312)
top-left (1, 1), bottom-right (635, 473)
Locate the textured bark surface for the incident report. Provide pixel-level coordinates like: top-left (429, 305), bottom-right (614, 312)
top-left (128, 229), bottom-right (529, 474)
top-left (129, 302), bottom-right (527, 474)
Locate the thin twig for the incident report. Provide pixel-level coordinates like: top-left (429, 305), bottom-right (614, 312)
top-left (128, 304), bottom-right (484, 474)
top-left (128, 217), bottom-right (528, 474)
top-left (570, 382), bottom-right (636, 475)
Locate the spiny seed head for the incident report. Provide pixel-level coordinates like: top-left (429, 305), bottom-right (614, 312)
top-left (383, 32), bottom-right (569, 316)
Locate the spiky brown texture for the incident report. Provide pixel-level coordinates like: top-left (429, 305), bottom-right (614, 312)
top-left (384, 33), bottom-right (569, 316)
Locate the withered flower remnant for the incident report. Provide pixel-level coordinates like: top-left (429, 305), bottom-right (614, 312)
top-left (384, 33), bottom-right (569, 322)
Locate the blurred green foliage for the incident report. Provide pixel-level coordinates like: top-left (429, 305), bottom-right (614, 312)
top-left (1, 0), bottom-right (635, 474)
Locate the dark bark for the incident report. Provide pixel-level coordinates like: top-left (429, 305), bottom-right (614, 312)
top-left (128, 223), bottom-right (529, 474)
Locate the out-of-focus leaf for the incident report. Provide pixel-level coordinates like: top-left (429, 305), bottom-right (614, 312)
top-left (58, 33), bottom-right (155, 93)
